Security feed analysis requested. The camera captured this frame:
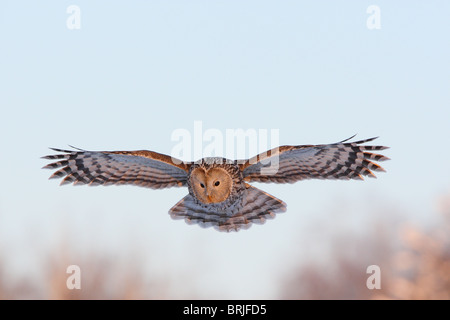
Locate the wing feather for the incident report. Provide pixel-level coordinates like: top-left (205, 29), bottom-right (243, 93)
top-left (240, 136), bottom-right (389, 183)
top-left (42, 148), bottom-right (192, 189)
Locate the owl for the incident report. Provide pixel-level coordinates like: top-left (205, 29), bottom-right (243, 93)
top-left (42, 136), bottom-right (389, 232)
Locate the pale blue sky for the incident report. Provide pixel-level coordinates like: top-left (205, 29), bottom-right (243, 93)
top-left (0, 1), bottom-right (449, 298)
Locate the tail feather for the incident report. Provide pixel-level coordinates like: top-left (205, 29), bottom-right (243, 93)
top-left (169, 184), bottom-right (286, 232)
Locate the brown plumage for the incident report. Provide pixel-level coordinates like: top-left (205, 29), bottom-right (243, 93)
top-left (42, 136), bottom-right (389, 232)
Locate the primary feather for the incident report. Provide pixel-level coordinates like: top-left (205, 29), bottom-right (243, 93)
top-left (42, 148), bottom-right (190, 189)
top-left (240, 137), bottom-right (389, 183)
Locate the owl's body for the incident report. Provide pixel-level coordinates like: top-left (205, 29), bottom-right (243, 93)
top-left (171, 157), bottom-right (286, 231)
top-left (42, 136), bottom-right (389, 232)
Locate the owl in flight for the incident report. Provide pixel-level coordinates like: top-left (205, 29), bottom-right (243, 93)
top-left (42, 136), bottom-right (389, 232)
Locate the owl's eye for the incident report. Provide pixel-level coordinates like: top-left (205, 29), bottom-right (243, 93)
top-left (200, 183), bottom-right (205, 188)
top-left (214, 181), bottom-right (220, 187)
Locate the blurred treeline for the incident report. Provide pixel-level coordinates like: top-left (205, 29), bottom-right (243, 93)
top-left (282, 195), bottom-right (450, 300)
top-left (1, 195), bottom-right (449, 300)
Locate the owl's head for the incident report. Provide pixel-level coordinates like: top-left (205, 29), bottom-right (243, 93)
top-left (189, 166), bottom-right (233, 204)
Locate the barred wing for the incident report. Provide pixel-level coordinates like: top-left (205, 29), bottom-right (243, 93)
top-left (42, 148), bottom-right (191, 189)
top-left (240, 137), bottom-right (389, 183)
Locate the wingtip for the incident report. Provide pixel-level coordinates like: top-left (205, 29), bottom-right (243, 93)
top-left (339, 134), bottom-right (357, 143)
top-left (68, 145), bottom-right (85, 151)
top-left (48, 147), bottom-right (71, 153)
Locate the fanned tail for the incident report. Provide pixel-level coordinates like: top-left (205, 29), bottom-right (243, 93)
top-left (169, 184), bottom-right (286, 232)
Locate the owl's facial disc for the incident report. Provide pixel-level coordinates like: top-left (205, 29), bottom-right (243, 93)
top-left (191, 167), bottom-right (232, 204)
